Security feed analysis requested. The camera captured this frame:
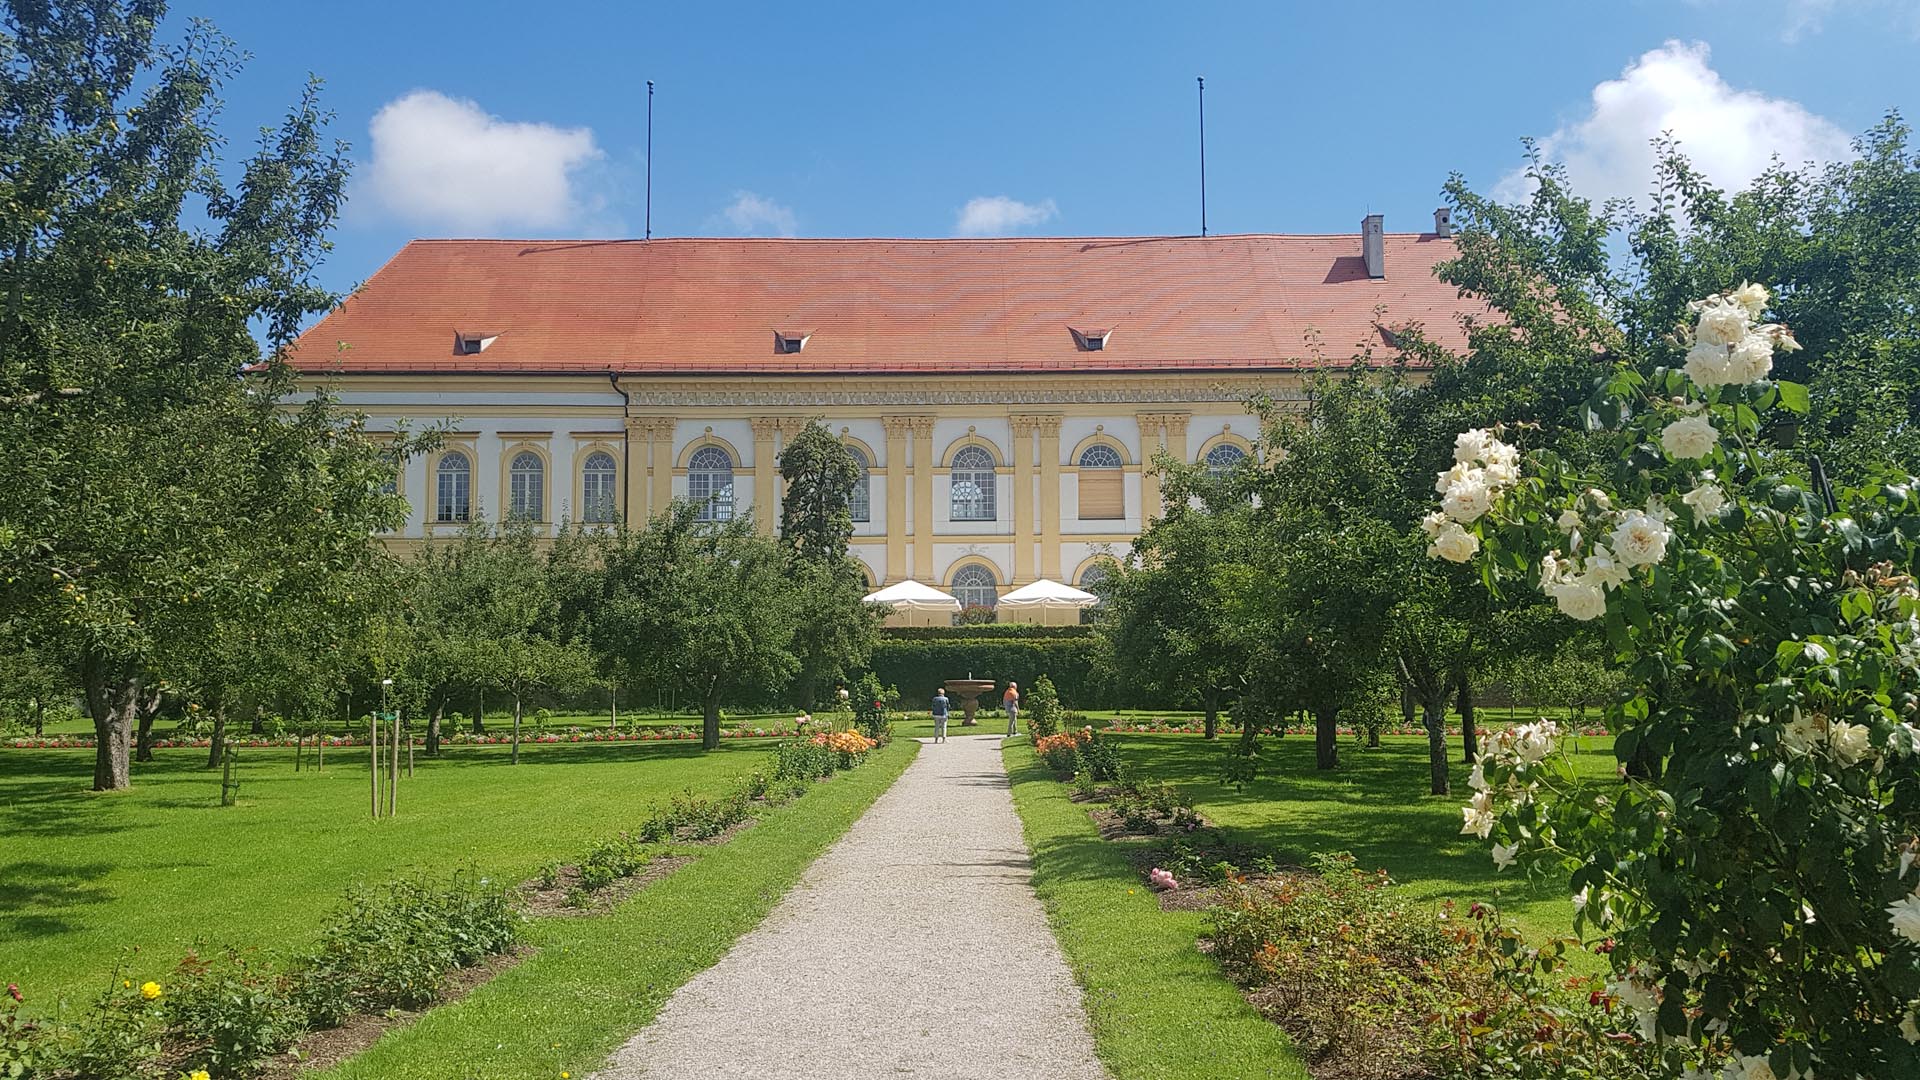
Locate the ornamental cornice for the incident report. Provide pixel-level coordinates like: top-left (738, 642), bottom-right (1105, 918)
top-left (616, 386), bottom-right (1293, 407)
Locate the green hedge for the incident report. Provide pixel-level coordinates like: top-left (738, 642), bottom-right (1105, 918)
top-left (880, 624), bottom-right (1093, 640)
top-left (870, 634), bottom-right (1108, 708)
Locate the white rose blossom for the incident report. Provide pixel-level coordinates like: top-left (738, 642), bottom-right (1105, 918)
top-left (1695, 297), bottom-right (1751, 347)
top-left (1729, 332), bottom-right (1775, 383)
top-left (1731, 281), bottom-right (1769, 318)
top-left (1454, 428), bottom-right (1491, 464)
top-left (1491, 843), bottom-right (1518, 870)
top-left (1829, 720), bottom-right (1872, 767)
top-left (1684, 341), bottom-right (1737, 387)
top-left (1610, 510), bottom-right (1673, 568)
top-left (1419, 510), bottom-right (1449, 539)
top-left (1556, 508), bottom-right (1581, 533)
top-left (1441, 475), bottom-right (1493, 524)
top-left (1661, 413), bottom-right (1719, 460)
top-left (1428, 521), bottom-right (1479, 563)
top-left (1887, 888), bottom-right (1920, 943)
top-left (1682, 483), bottom-right (1727, 523)
top-left (1585, 488), bottom-right (1611, 511)
top-left (1435, 461), bottom-right (1478, 495)
top-left (1583, 546), bottom-right (1629, 591)
top-left (1549, 578), bottom-right (1607, 621)
top-left (1460, 805), bottom-right (1494, 839)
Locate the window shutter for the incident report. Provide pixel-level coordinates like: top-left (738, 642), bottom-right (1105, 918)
top-left (1078, 472), bottom-right (1124, 520)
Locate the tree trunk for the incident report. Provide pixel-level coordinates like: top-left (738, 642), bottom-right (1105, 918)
top-left (1457, 675), bottom-right (1478, 764)
top-left (474, 691), bottom-right (485, 733)
top-left (511, 694), bottom-right (522, 765)
top-left (32, 698), bottom-right (44, 736)
top-left (702, 682), bottom-right (722, 751)
top-left (1202, 691), bottom-right (1219, 741)
top-left (82, 654), bottom-right (138, 792)
top-left (1313, 706), bottom-right (1339, 771)
top-left (427, 704), bottom-right (443, 757)
top-left (1423, 698), bottom-right (1450, 795)
top-left (206, 703), bottom-right (228, 769)
top-left (250, 706), bottom-right (264, 735)
top-left (610, 685), bottom-right (619, 732)
top-left (1400, 681), bottom-right (1416, 728)
top-left (134, 686), bottom-right (161, 763)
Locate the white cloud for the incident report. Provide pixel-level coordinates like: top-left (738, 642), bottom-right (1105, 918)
top-left (1496, 41), bottom-right (1853, 207)
top-left (359, 90), bottom-right (603, 234)
top-left (953, 195), bottom-right (1059, 237)
top-left (721, 192), bottom-right (798, 237)
top-left (1781, 0), bottom-right (1920, 41)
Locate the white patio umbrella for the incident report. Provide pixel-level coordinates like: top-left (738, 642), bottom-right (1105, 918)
top-left (862, 580), bottom-right (962, 613)
top-left (996, 578), bottom-right (1099, 611)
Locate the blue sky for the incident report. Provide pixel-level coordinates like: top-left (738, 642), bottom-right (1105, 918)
top-left (178, 0), bottom-right (1919, 296)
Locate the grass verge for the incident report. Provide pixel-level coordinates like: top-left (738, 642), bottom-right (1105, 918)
top-left (309, 738), bottom-right (918, 1080)
top-left (1003, 739), bottom-right (1306, 1080)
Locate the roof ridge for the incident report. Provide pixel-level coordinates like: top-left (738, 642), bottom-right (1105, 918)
top-left (397, 232), bottom-right (1450, 245)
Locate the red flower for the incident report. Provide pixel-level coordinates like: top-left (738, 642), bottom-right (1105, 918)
top-left (7, 982), bottom-right (21, 1002)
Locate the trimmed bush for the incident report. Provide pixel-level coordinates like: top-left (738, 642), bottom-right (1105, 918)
top-left (870, 635), bottom-right (1105, 708)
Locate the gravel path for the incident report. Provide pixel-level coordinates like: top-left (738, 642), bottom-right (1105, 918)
top-left (592, 735), bottom-right (1110, 1080)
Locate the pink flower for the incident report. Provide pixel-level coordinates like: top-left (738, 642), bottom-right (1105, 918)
top-left (1148, 867), bottom-right (1179, 891)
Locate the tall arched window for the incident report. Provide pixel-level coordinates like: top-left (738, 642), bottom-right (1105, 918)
top-left (1204, 442), bottom-right (1248, 476)
top-left (1077, 562), bottom-right (1111, 593)
top-left (435, 451), bottom-right (471, 522)
top-left (951, 563), bottom-right (998, 610)
top-left (508, 451), bottom-right (545, 521)
top-left (1077, 443), bottom-right (1124, 520)
top-left (847, 446), bottom-right (871, 523)
top-left (950, 445), bottom-right (997, 521)
top-left (688, 446), bottom-right (735, 522)
top-left (581, 451), bottom-right (618, 523)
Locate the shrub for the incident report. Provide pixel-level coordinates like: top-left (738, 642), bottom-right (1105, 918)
top-left (53, 974), bottom-right (166, 1080)
top-left (847, 672), bottom-right (894, 741)
top-left (774, 738), bottom-right (836, 782)
top-left (0, 984), bottom-right (38, 1080)
top-left (809, 728), bottom-right (876, 770)
top-left (1077, 729), bottom-right (1122, 781)
top-left (577, 832), bottom-right (655, 892)
top-left (1033, 730), bottom-right (1088, 777)
top-left (1071, 770), bottom-right (1097, 799)
top-left (164, 947), bottom-right (306, 1077)
top-left (1025, 675), bottom-right (1062, 738)
top-left (292, 871), bottom-right (518, 1025)
top-left (868, 634), bottom-right (1107, 708)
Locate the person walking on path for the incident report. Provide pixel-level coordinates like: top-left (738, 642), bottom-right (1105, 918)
top-left (930, 688), bottom-right (950, 743)
top-left (1003, 682), bottom-right (1020, 736)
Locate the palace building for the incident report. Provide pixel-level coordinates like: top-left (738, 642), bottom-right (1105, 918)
top-left (289, 214), bottom-right (1480, 609)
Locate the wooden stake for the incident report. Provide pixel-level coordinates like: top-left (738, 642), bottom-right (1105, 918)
top-left (370, 713), bottom-right (380, 819)
top-left (388, 710), bottom-right (399, 818)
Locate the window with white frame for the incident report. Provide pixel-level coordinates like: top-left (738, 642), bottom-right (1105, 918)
top-left (508, 451), bottom-right (545, 521)
top-left (435, 451), bottom-right (471, 522)
top-left (847, 445), bottom-right (871, 522)
top-left (949, 445), bottom-right (997, 521)
top-left (688, 446), bottom-right (735, 522)
top-left (1077, 443), bottom-right (1124, 519)
top-left (1204, 442), bottom-right (1249, 476)
top-left (582, 451), bottom-right (618, 523)
top-left (951, 563), bottom-right (998, 610)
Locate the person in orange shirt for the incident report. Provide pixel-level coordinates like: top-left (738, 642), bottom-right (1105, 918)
top-left (1002, 682), bottom-right (1020, 736)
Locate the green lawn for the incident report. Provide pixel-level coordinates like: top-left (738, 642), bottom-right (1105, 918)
top-left (313, 740), bottom-right (917, 1080)
top-left (1001, 731), bottom-right (1620, 1079)
top-left (0, 739), bottom-right (777, 1007)
top-left (1004, 739), bottom-right (1304, 1080)
top-left (1100, 731), bottom-right (1616, 941)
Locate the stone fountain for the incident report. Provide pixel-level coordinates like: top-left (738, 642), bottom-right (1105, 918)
top-left (943, 678), bottom-right (998, 727)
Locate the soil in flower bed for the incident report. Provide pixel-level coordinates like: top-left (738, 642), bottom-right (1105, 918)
top-left (1086, 804), bottom-right (1213, 840)
top-left (518, 855), bottom-right (696, 918)
top-left (260, 948), bottom-right (531, 1079)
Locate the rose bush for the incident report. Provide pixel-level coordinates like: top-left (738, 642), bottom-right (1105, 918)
top-left (1431, 284), bottom-right (1920, 1076)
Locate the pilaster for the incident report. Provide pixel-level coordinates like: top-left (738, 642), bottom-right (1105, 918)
top-left (647, 418), bottom-right (674, 515)
top-left (908, 416), bottom-right (936, 582)
top-left (1035, 415), bottom-right (1064, 580)
top-left (751, 417), bottom-right (782, 535)
top-left (1009, 415), bottom-right (1037, 584)
top-left (1136, 412), bottom-right (1165, 519)
top-left (881, 416), bottom-right (913, 583)
top-left (622, 417), bottom-right (648, 523)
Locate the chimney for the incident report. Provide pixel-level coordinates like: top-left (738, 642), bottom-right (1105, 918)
top-left (1433, 207), bottom-right (1453, 237)
top-left (1361, 214), bottom-right (1385, 279)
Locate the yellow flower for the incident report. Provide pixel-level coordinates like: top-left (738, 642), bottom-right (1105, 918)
top-left (190, 1071), bottom-right (211, 1080)
top-left (122, 979), bottom-right (131, 988)
top-left (140, 980), bottom-right (162, 1000)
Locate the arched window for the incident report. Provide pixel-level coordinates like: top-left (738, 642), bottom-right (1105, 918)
top-left (950, 445), bottom-right (997, 521)
top-left (435, 451), bottom-right (471, 522)
top-left (581, 451), bottom-right (618, 523)
top-left (847, 446), bottom-right (871, 523)
top-left (508, 451), bottom-right (545, 521)
top-left (1204, 442), bottom-right (1249, 476)
top-left (1077, 562), bottom-right (1110, 592)
top-left (1077, 443), bottom-right (1124, 520)
top-left (951, 563), bottom-right (998, 610)
top-left (688, 446), bottom-right (735, 522)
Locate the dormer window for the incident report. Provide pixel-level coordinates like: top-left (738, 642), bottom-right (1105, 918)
top-left (774, 331), bottom-right (810, 354)
top-left (1070, 327), bottom-right (1111, 352)
top-left (455, 330), bottom-right (499, 355)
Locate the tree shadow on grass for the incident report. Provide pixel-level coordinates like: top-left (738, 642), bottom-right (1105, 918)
top-left (0, 860), bottom-right (118, 936)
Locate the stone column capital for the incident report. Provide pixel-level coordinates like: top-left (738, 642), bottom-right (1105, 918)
top-left (906, 415), bottom-right (937, 436)
top-left (749, 417), bottom-right (783, 438)
top-left (881, 415), bottom-right (916, 437)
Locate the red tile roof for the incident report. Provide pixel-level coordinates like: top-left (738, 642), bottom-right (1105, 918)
top-left (289, 233), bottom-right (1479, 376)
